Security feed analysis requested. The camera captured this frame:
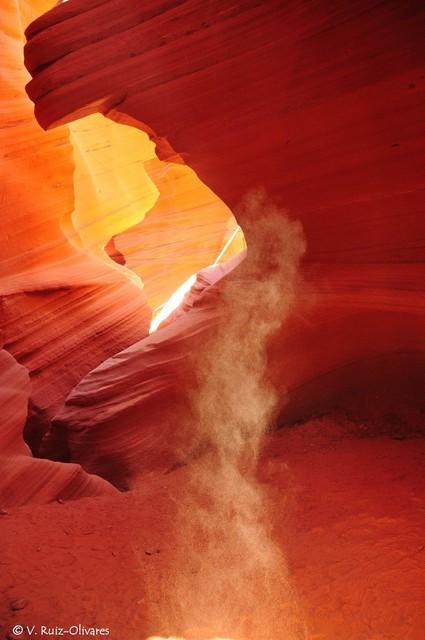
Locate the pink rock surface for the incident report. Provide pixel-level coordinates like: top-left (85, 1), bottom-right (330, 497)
top-left (0, 348), bottom-right (117, 507)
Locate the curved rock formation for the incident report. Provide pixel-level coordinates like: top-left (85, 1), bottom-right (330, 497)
top-left (24, 0), bottom-right (425, 257)
top-left (0, 0), bottom-right (151, 504)
top-left (66, 112), bottom-right (244, 311)
top-left (24, 0), bottom-right (425, 351)
top-left (21, 0), bottom-right (425, 483)
top-left (1, 0), bottom-right (250, 503)
top-left (1, 0), bottom-right (152, 427)
top-left (115, 158), bottom-right (245, 311)
top-left (0, 350), bottom-right (31, 458)
top-left (0, 4), bottom-right (424, 639)
top-left (0, 348), bottom-right (117, 507)
top-left (49, 252), bottom-right (249, 486)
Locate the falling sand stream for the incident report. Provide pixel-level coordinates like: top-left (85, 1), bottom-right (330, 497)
top-left (144, 191), bottom-right (308, 640)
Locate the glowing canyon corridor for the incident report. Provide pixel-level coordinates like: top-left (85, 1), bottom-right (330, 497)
top-left (1, 0), bottom-right (424, 639)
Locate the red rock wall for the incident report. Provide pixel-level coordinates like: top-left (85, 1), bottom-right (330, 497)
top-left (24, 0), bottom-right (425, 258)
top-left (24, 0), bottom-right (425, 412)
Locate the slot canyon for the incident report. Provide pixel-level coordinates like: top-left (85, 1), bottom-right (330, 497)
top-left (1, 0), bottom-right (424, 638)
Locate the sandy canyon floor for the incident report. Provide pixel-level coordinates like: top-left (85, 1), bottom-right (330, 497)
top-left (0, 415), bottom-right (424, 640)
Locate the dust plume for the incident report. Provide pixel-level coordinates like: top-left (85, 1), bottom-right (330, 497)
top-left (147, 190), bottom-right (307, 639)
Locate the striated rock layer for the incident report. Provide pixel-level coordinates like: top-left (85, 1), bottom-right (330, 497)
top-left (22, 0), bottom-right (425, 481)
top-left (1, 0), bottom-right (153, 425)
top-left (1, 0), bottom-right (248, 503)
top-left (24, 0), bottom-right (425, 349)
top-left (0, 348), bottom-right (117, 507)
top-left (50, 254), bottom-right (247, 486)
top-left (25, 0), bottom-right (425, 260)
top-left (1, 0), bottom-right (148, 504)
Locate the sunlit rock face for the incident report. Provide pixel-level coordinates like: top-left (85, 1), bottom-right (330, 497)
top-left (118, 160), bottom-right (245, 312)
top-left (66, 113), bottom-right (244, 312)
top-left (1, 0), bottom-right (153, 428)
top-left (20, 0), bottom-right (425, 483)
top-left (65, 113), bottom-right (159, 275)
top-left (0, 0), bottom-right (130, 500)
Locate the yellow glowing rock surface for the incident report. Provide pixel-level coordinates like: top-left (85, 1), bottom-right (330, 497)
top-left (68, 114), bottom-right (158, 270)
top-left (120, 157), bottom-right (245, 310)
top-left (67, 112), bottom-right (245, 309)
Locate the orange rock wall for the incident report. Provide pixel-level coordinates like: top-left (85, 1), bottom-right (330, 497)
top-left (1, 0), bottom-right (153, 422)
top-left (0, 0), bottom-right (152, 502)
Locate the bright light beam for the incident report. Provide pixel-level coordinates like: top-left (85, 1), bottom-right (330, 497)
top-left (149, 226), bottom-right (243, 333)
